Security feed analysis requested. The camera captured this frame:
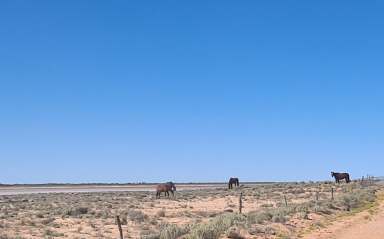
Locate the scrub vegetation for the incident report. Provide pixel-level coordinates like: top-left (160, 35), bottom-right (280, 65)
top-left (0, 181), bottom-right (381, 238)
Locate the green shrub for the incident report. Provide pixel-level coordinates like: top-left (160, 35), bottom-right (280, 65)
top-left (185, 213), bottom-right (246, 239)
top-left (337, 189), bottom-right (376, 211)
top-left (159, 224), bottom-right (189, 239)
top-left (247, 210), bottom-right (272, 224)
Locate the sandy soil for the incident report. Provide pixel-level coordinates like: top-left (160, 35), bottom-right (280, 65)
top-left (303, 192), bottom-right (384, 239)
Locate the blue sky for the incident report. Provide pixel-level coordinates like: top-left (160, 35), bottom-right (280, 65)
top-left (1, 1), bottom-right (383, 183)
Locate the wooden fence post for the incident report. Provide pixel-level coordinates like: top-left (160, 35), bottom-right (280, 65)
top-left (331, 187), bottom-right (334, 201)
top-left (284, 195), bottom-right (288, 207)
top-left (239, 192), bottom-right (243, 214)
top-left (116, 216), bottom-right (124, 239)
top-left (316, 191), bottom-right (319, 201)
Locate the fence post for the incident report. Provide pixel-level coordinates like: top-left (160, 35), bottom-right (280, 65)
top-left (116, 216), bottom-right (124, 239)
top-left (316, 191), bottom-right (319, 201)
top-left (331, 187), bottom-right (334, 201)
top-left (284, 195), bottom-right (288, 207)
top-left (239, 192), bottom-right (243, 214)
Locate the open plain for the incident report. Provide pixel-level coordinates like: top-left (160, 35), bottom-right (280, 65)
top-left (0, 181), bottom-right (382, 239)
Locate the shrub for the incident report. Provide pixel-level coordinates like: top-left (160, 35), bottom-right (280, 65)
top-left (141, 232), bottom-right (160, 239)
top-left (127, 209), bottom-right (148, 223)
top-left (185, 213), bottom-right (246, 239)
top-left (247, 210), bottom-right (272, 224)
top-left (270, 207), bottom-right (295, 223)
top-left (248, 205), bottom-right (300, 225)
top-left (226, 227), bottom-right (245, 239)
top-left (337, 189), bottom-right (376, 211)
top-left (66, 207), bottom-right (88, 216)
top-left (159, 224), bottom-right (189, 239)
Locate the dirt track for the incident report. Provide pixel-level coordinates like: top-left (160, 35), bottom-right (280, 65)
top-left (304, 192), bottom-right (384, 239)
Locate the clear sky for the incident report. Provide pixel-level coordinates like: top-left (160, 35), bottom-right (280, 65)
top-left (1, 1), bottom-right (383, 184)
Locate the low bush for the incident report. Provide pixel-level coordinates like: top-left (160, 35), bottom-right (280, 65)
top-left (66, 207), bottom-right (88, 216)
top-left (336, 188), bottom-right (376, 211)
top-left (185, 213), bottom-right (246, 239)
top-left (127, 209), bottom-right (148, 223)
top-left (159, 224), bottom-right (189, 239)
